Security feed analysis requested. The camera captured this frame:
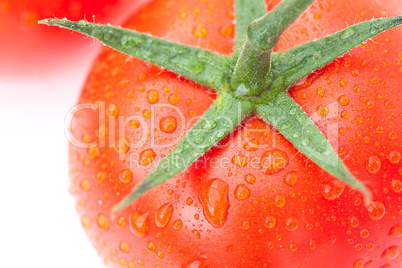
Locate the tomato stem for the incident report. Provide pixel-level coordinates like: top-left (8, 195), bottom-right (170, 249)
top-left (230, 0), bottom-right (315, 96)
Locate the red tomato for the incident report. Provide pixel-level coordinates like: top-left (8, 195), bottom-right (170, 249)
top-left (69, 0), bottom-right (402, 267)
top-left (0, 0), bottom-right (150, 76)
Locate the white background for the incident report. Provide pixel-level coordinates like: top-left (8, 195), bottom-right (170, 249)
top-left (0, 47), bottom-right (105, 267)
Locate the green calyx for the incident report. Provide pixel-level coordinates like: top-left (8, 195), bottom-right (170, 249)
top-left (38, 0), bottom-right (402, 214)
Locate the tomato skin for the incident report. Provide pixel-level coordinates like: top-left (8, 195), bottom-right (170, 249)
top-left (0, 0), bottom-right (150, 76)
top-left (69, 0), bottom-right (402, 267)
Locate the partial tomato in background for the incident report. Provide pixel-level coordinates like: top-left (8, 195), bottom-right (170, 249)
top-left (68, 0), bottom-right (402, 267)
top-left (0, 0), bottom-right (150, 76)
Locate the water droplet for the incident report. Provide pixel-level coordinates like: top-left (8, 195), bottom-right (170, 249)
top-left (119, 169), bottom-right (133, 183)
top-left (274, 194), bottom-right (286, 207)
top-left (199, 178), bottom-right (230, 228)
top-left (245, 173), bottom-right (256, 184)
top-left (243, 139), bottom-right (259, 151)
top-left (192, 24), bottom-right (207, 38)
top-left (81, 216), bottom-right (90, 228)
top-left (309, 239), bottom-right (316, 250)
top-left (143, 108), bottom-right (151, 119)
top-left (340, 110), bottom-right (349, 119)
top-left (321, 179), bottom-right (345, 200)
top-left (329, 235), bottom-right (337, 244)
top-left (116, 217), bottom-right (126, 228)
top-left (147, 241), bottom-right (156, 252)
top-left (349, 216), bottom-right (359, 228)
top-left (260, 149), bottom-right (289, 175)
top-left (391, 180), bottom-right (402, 193)
top-left (156, 250), bottom-right (164, 259)
top-left (146, 90), bottom-right (159, 104)
top-left (173, 219), bottom-right (183, 230)
top-left (284, 171), bottom-right (298, 186)
top-left (168, 93), bottom-right (180, 105)
top-left (115, 137), bottom-right (130, 154)
top-left (234, 184), bottom-right (250, 200)
top-left (232, 154), bottom-right (248, 167)
top-left (80, 179), bottom-right (89, 191)
top-left (160, 116), bottom-right (177, 134)
top-left (105, 104), bottom-right (119, 118)
top-left (366, 155), bottom-right (381, 174)
top-left (339, 77), bottom-right (348, 87)
top-left (382, 245), bottom-right (399, 259)
top-left (384, 100), bottom-right (395, 109)
top-left (316, 104), bottom-right (329, 117)
top-left (360, 228), bottom-right (369, 238)
top-left (338, 95), bottom-right (350, 106)
top-left (201, 119), bottom-right (217, 130)
top-left (155, 203), bottom-right (174, 228)
top-left (120, 241), bottom-right (130, 254)
top-left (139, 149), bottom-right (156, 166)
top-left (289, 243), bottom-right (298, 251)
top-left (219, 25), bottom-right (233, 36)
top-left (97, 214), bottom-right (109, 230)
top-left (388, 130), bottom-right (397, 140)
top-left (129, 211), bottom-right (149, 237)
top-left (284, 216), bottom-right (299, 232)
top-left (316, 87), bottom-right (325, 97)
top-left (353, 259), bottom-right (363, 268)
top-left (367, 201), bottom-right (386, 220)
top-left (192, 229), bottom-right (201, 238)
top-left (264, 215), bottom-right (277, 228)
top-left (389, 150), bottom-right (401, 164)
top-left (121, 35), bottom-right (144, 48)
top-left (340, 28), bottom-right (356, 40)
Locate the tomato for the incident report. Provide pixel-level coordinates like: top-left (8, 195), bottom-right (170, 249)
top-left (0, 0), bottom-right (150, 76)
top-left (68, 0), bottom-right (402, 267)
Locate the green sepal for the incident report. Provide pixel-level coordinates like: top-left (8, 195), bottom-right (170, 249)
top-left (256, 91), bottom-right (372, 204)
top-left (38, 18), bottom-right (231, 92)
top-left (271, 16), bottom-right (402, 90)
top-left (112, 91), bottom-right (254, 214)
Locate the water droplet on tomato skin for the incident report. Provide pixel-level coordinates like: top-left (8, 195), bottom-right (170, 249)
top-left (260, 149), bottom-right (289, 175)
top-left (316, 104), bottom-right (329, 117)
top-left (107, 104), bottom-right (119, 117)
top-left (231, 154), bottom-right (248, 167)
top-left (360, 229), bottom-right (369, 238)
top-left (366, 155), bottom-right (381, 174)
top-left (389, 224), bottom-right (402, 237)
top-left (120, 241), bottom-right (129, 254)
top-left (320, 179), bottom-right (345, 200)
top-left (284, 216), bottom-right (299, 232)
top-left (264, 216), bottom-right (277, 228)
top-left (245, 173), bottom-right (256, 184)
top-left (274, 194), bottom-right (286, 207)
top-left (349, 216), bottom-right (360, 228)
top-left (309, 239), bottom-right (316, 250)
top-left (173, 219), bottom-right (183, 231)
top-left (234, 184), bottom-right (250, 200)
top-left (391, 180), bottom-right (402, 193)
top-left (146, 89), bottom-right (159, 104)
top-left (338, 95), bottom-right (350, 106)
top-left (284, 171), bottom-right (297, 186)
top-left (97, 214), bottom-right (109, 230)
top-left (388, 150), bottom-right (401, 164)
top-left (382, 245), bottom-right (399, 259)
top-left (199, 178), bottom-right (230, 228)
top-left (353, 259), bottom-right (363, 268)
top-left (147, 241), bottom-right (156, 252)
top-left (115, 137), bottom-right (130, 154)
top-left (160, 116), bottom-right (177, 134)
top-left (289, 243), bottom-right (297, 251)
top-left (119, 169), bottom-right (133, 183)
top-left (367, 201), bottom-right (386, 220)
top-left (155, 203), bottom-right (174, 228)
top-left (168, 93), bottom-right (180, 105)
top-left (129, 211), bottom-right (150, 237)
top-left (139, 149), bottom-right (156, 166)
